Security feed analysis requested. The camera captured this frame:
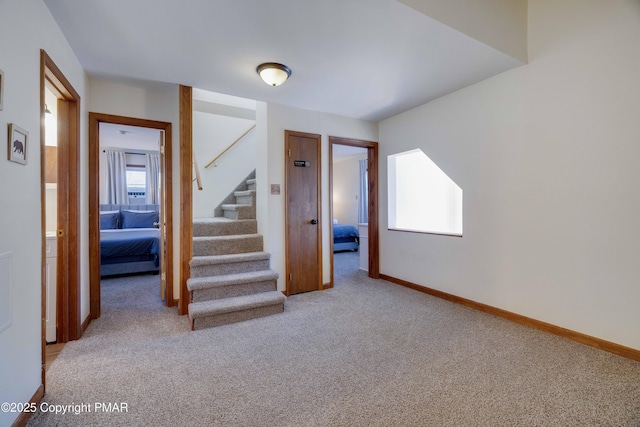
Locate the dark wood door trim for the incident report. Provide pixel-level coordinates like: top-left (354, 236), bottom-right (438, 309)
top-left (179, 85), bottom-right (192, 316)
top-left (88, 113), bottom-right (174, 320)
top-left (328, 136), bottom-right (380, 287)
top-left (41, 50), bottom-right (81, 393)
top-left (40, 50), bottom-right (81, 349)
top-left (285, 130), bottom-right (323, 296)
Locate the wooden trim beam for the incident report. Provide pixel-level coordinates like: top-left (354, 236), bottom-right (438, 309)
top-left (179, 85), bottom-right (193, 316)
top-left (381, 274), bottom-right (640, 362)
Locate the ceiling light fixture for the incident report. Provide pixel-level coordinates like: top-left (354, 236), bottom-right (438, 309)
top-left (256, 62), bottom-right (292, 87)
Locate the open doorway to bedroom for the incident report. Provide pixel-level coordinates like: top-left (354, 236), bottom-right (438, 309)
top-left (88, 113), bottom-right (174, 321)
top-left (329, 136), bottom-right (380, 288)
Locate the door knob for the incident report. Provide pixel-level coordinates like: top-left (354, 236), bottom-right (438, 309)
top-left (310, 219), bottom-right (318, 225)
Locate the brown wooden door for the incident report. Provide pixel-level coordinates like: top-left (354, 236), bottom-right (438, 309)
top-left (285, 130), bottom-right (322, 295)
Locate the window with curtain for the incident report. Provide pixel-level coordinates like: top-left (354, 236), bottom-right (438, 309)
top-left (145, 152), bottom-right (160, 204)
top-left (104, 149), bottom-right (128, 204)
top-left (358, 159), bottom-right (368, 224)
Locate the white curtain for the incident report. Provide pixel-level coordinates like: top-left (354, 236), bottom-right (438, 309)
top-left (104, 149), bottom-right (128, 204)
top-left (145, 153), bottom-right (160, 204)
top-left (358, 159), bottom-right (368, 224)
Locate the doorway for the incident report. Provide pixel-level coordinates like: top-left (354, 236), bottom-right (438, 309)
top-left (285, 130), bottom-right (322, 295)
top-left (40, 50), bottom-right (81, 353)
top-left (329, 136), bottom-right (380, 287)
top-left (88, 113), bottom-right (174, 320)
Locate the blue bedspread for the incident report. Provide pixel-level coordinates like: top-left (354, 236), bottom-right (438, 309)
top-left (333, 224), bottom-right (359, 239)
top-left (100, 228), bottom-right (160, 266)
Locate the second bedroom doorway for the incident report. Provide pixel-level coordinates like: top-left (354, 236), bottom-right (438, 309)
top-left (88, 113), bottom-right (175, 320)
top-left (329, 136), bottom-right (379, 287)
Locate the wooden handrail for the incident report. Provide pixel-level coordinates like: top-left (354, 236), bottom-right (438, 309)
top-left (205, 124), bottom-right (256, 168)
top-left (192, 155), bottom-right (203, 190)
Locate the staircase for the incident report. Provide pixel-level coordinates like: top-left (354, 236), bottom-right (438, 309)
top-left (188, 177), bottom-right (286, 330)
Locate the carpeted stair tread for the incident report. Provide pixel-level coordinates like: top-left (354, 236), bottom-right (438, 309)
top-left (192, 218), bottom-right (257, 237)
top-left (193, 217), bottom-right (238, 223)
top-left (192, 234), bottom-right (264, 257)
top-left (187, 269), bottom-right (279, 291)
top-left (234, 190), bottom-right (256, 206)
top-left (189, 251), bottom-right (271, 278)
top-left (188, 291), bottom-right (285, 319)
top-left (221, 203), bottom-right (252, 210)
top-left (221, 203), bottom-right (256, 220)
top-left (190, 251), bottom-right (270, 266)
top-left (192, 233), bottom-right (262, 242)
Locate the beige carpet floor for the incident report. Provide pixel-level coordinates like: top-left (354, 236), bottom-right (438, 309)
top-left (29, 252), bottom-right (640, 426)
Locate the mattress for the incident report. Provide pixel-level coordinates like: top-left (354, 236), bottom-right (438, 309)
top-left (100, 228), bottom-right (160, 267)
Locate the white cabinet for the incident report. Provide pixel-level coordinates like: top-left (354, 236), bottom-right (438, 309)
top-left (358, 223), bottom-right (368, 272)
top-left (45, 235), bottom-right (57, 343)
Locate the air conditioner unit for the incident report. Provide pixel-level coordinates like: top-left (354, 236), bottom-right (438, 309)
top-left (128, 191), bottom-right (146, 205)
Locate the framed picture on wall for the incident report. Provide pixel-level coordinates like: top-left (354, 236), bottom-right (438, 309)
top-left (8, 123), bottom-right (28, 165)
top-left (0, 68), bottom-right (4, 111)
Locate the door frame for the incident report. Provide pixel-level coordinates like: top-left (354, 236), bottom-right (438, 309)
top-left (284, 130), bottom-right (323, 296)
top-left (328, 136), bottom-right (380, 287)
top-left (88, 113), bottom-right (174, 320)
top-left (40, 50), bottom-right (81, 351)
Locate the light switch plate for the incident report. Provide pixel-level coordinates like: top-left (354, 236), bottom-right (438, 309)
top-left (270, 184), bottom-right (281, 195)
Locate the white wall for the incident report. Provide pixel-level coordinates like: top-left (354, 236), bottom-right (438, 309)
top-left (0, 1), bottom-right (88, 425)
top-left (398, 0), bottom-right (528, 63)
top-left (192, 111), bottom-right (256, 218)
top-left (379, 0), bottom-right (640, 350)
top-left (333, 155), bottom-right (366, 228)
top-left (258, 104), bottom-right (378, 288)
top-left (88, 76), bottom-right (181, 299)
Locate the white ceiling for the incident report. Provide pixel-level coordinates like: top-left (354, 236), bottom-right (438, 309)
top-left (44, 0), bottom-right (523, 122)
top-left (100, 123), bottom-right (161, 152)
top-left (333, 145), bottom-right (367, 163)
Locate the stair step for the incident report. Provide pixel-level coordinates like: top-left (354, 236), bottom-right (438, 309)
top-left (193, 218), bottom-right (257, 237)
top-left (222, 204), bottom-right (256, 220)
top-left (192, 234), bottom-right (263, 256)
top-left (190, 251), bottom-right (271, 277)
top-left (189, 291), bottom-right (286, 330)
top-left (188, 270), bottom-right (279, 301)
top-left (234, 190), bottom-right (256, 206)
top-left (246, 178), bottom-right (256, 191)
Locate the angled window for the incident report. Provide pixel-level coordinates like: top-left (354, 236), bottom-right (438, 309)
top-left (388, 149), bottom-right (462, 236)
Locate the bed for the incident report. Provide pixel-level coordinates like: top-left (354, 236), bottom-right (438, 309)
top-left (333, 222), bottom-right (359, 252)
top-left (100, 204), bottom-right (161, 276)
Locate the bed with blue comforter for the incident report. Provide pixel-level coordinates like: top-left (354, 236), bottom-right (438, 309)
top-left (333, 224), bottom-right (359, 252)
top-left (100, 204), bottom-right (160, 276)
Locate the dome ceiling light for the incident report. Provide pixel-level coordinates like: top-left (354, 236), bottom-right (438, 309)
top-left (256, 62), bottom-right (292, 87)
